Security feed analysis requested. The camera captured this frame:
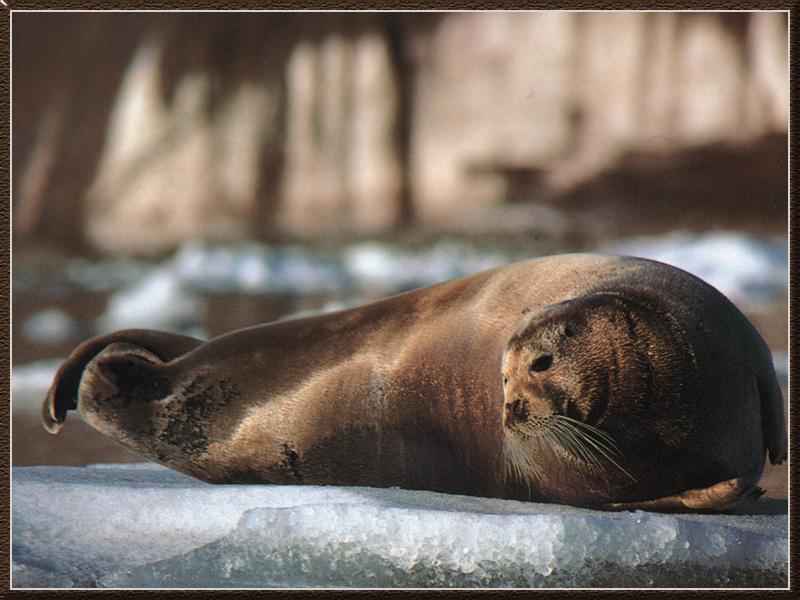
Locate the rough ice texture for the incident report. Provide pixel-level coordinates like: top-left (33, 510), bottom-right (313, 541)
top-left (12, 464), bottom-right (787, 589)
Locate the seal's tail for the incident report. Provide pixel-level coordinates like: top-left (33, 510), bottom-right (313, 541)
top-left (41, 329), bottom-right (204, 433)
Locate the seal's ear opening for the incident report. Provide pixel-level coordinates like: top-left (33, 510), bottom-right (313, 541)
top-left (40, 329), bottom-right (205, 434)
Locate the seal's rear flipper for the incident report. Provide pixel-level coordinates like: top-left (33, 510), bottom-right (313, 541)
top-left (597, 478), bottom-right (765, 513)
top-left (41, 329), bottom-right (204, 434)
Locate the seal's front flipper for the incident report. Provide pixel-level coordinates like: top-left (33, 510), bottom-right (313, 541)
top-left (41, 329), bottom-right (204, 434)
top-left (597, 477), bottom-right (765, 513)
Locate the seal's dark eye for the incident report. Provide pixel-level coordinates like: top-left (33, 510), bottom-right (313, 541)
top-left (530, 355), bottom-right (553, 372)
top-left (563, 325), bottom-right (575, 337)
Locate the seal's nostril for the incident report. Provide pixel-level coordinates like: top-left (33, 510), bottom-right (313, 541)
top-left (505, 400), bottom-right (516, 424)
top-left (506, 398), bottom-right (529, 424)
top-left (516, 399), bottom-right (529, 421)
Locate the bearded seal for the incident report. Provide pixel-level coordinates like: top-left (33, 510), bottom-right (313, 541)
top-left (41, 254), bottom-right (786, 512)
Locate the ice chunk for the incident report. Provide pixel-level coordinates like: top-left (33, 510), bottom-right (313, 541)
top-left (12, 464), bottom-right (787, 588)
top-left (605, 231), bottom-right (787, 305)
top-left (12, 360), bottom-right (61, 397)
top-left (23, 231), bottom-right (786, 313)
top-left (343, 241), bottom-right (509, 295)
top-left (15, 230), bottom-right (787, 369)
top-left (22, 309), bottom-right (81, 343)
top-left (169, 241), bottom-right (348, 295)
top-left (95, 268), bottom-right (206, 334)
top-left (63, 257), bottom-right (151, 292)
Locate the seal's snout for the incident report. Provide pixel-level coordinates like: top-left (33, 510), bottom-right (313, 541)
top-left (505, 397), bottom-right (530, 426)
top-left (504, 393), bottom-right (559, 429)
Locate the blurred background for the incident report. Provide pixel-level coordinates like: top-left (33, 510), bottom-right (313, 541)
top-left (11, 11), bottom-right (788, 496)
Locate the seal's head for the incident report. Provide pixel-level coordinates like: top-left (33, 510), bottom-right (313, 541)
top-left (500, 290), bottom-right (708, 506)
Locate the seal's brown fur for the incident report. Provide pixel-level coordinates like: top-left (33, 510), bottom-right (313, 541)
top-left (42, 254), bottom-right (786, 511)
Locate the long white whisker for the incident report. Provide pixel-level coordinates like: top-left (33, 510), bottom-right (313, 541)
top-left (559, 415), bottom-right (617, 445)
top-left (551, 422), bottom-right (595, 465)
top-left (555, 416), bottom-right (636, 481)
top-left (562, 423), bottom-right (610, 470)
top-left (558, 416), bottom-right (623, 459)
top-left (502, 434), bottom-right (541, 491)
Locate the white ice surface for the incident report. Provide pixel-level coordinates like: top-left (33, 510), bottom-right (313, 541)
top-left (12, 463), bottom-right (787, 588)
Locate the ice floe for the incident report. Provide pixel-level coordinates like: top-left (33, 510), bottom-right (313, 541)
top-left (11, 463), bottom-right (788, 589)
